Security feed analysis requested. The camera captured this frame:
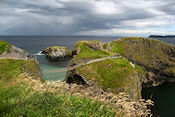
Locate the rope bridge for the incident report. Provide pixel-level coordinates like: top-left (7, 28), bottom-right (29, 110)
top-left (42, 55), bottom-right (121, 74)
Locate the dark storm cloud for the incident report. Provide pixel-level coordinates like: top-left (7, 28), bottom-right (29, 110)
top-left (0, 0), bottom-right (175, 36)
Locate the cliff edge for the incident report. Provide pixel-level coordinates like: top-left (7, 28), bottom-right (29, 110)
top-left (109, 37), bottom-right (175, 87)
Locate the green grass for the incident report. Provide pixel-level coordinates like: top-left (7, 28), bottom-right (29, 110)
top-left (0, 41), bottom-right (11, 54)
top-left (77, 58), bottom-right (135, 90)
top-left (44, 46), bottom-right (72, 57)
top-left (44, 46), bottom-right (66, 51)
top-left (0, 59), bottom-right (122, 117)
top-left (74, 41), bottom-right (111, 59)
top-left (110, 37), bottom-right (175, 69)
top-left (110, 41), bottom-right (124, 54)
top-left (0, 59), bottom-right (44, 83)
top-left (0, 82), bottom-right (118, 117)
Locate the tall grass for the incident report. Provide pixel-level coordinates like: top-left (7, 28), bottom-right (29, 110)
top-left (0, 41), bottom-right (11, 54)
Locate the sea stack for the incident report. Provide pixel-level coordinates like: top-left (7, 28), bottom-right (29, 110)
top-left (42, 46), bottom-right (72, 61)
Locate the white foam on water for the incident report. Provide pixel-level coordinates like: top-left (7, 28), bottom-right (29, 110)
top-left (36, 51), bottom-right (45, 56)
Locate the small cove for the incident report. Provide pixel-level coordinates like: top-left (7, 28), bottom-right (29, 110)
top-left (36, 55), bottom-right (68, 81)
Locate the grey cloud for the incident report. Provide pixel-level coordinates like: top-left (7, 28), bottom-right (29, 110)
top-left (0, 0), bottom-right (174, 36)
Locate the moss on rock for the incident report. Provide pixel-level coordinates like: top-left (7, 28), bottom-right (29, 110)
top-left (73, 41), bottom-right (111, 60)
top-left (0, 40), bottom-right (12, 54)
top-left (43, 46), bottom-right (72, 61)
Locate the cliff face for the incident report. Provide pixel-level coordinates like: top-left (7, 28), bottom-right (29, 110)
top-left (66, 40), bottom-right (143, 100)
top-left (0, 40), bottom-right (43, 82)
top-left (0, 40), bottom-right (27, 59)
top-left (110, 37), bottom-right (175, 87)
top-left (42, 46), bottom-right (72, 61)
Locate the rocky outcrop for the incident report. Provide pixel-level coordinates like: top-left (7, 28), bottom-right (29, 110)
top-left (110, 37), bottom-right (175, 87)
top-left (65, 40), bottom-right (145, 100)
top-left (0, 43), bottom-right (27, 59)
top-left (42, 46), bottom-right (72, 61)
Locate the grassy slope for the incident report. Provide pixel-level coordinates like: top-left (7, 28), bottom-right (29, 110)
top-left (0, 41), bottom-right (12, 54)
top-left (0, 59), bottom-right (119, 117)
top-left (73, 40), bottom-right (143, 99)
top-left (0, 59), bottom-right (44, 83)
top-left (74, 41), bottom-right (111, 60)
top-left (110, 37), bottom-right (175, 75)
top-left (77, 58), bottom-right (134, 89)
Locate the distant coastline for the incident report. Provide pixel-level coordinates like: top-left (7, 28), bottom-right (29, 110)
top-left (149, 35), bottom-right (175, 38)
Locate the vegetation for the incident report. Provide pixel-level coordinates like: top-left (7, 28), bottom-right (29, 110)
top-left (0, 59), bottom-right (120, 117)
top-left (77, 58), bottom-right (135, 89)
top-left (72, 39), bottom-right (157, 99)
top-left (0, 59), bottom-right (44, 83)
top-left (76, 57), bottom-right (142, 93)
top-left (0, 82), bottom-right (117, 117)
top-left (43, 46), bottom-right (72, 54)
top-left (74, 41), bottom-right (111, 60)
top-left (0, 41), bottom-right (12, 54)
top-left (109, 37), bottom-right (175, 71)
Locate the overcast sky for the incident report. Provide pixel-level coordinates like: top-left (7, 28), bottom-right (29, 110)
top-left (0, 0), bottom-right (175, 36)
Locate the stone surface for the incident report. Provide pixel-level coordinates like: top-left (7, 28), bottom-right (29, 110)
top-left (42, 46), bottom-right (72, 61)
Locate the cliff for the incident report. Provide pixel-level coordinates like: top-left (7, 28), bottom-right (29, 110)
top-left (0, 40), bottom-right (43, 81)
top-left (0, 40), bottom-right (153, 116)
top-left (109, 37), bottom-right (175, 87)
top-left (66, 40), bottom-right (144, 100)
top-left (42, 46), bottom-right (72, 61)
top-left (0, 40), bottom-right (27, 59)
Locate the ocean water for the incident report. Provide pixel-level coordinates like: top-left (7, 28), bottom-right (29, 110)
top-left (141, 37), bottom-right (175, 117)
top-left (0, 36), bottom-right (175, 116)
top-left (0, 36), bottom-right (118, 81)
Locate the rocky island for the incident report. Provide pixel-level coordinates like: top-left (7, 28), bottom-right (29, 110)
top-left (42, 46), bottom-right (72, 61)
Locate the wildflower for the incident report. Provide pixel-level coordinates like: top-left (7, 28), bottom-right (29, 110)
top-left (78, 100), bottom-right (82, 103)
top-left (16, 106), bottom-right (20, 108)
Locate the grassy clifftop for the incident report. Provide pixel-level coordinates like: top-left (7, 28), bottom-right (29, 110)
top-left (110, 37), bottom-right (175, 68)
top-left (73, 41), bottom-right (111, 60)
top-left (0, 59), bottom-right (118, 116)
top-left (0, 59), bottom-right (44, 83)
top-left (0, 41), bottom-right (12, 54)
top-left (110, 37), bottom-right (175, 86)
top-left (76, 58), bottom-right (142, 99)
top-left (68, 40), bottom-right (144, 99)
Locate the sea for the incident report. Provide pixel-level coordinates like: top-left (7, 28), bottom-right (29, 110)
top-left (0, 36), bottom-right (175, 117)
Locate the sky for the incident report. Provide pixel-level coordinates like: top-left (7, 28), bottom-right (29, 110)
top-left (0, 0), bottom-right (175, 36)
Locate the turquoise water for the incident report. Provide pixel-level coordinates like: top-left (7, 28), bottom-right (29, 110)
top-left (1, 36), bottom-right (117, 81)
top-left (41, 64), bottom-right (67, 81)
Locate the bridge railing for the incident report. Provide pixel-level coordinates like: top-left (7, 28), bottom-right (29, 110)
top-left (26, 54), bottom-right (37, 61)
